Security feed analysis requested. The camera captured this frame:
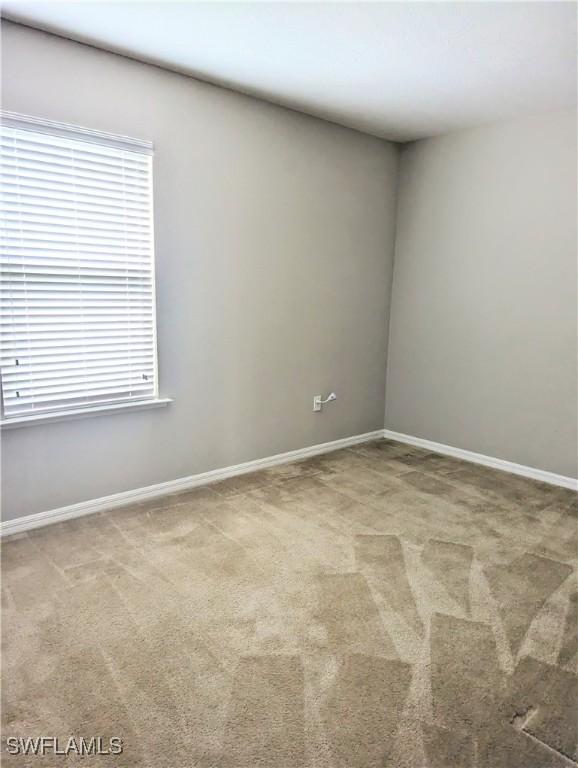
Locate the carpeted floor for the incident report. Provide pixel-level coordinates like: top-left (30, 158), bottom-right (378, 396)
top-left (2, 438), bottom-right (577, 767)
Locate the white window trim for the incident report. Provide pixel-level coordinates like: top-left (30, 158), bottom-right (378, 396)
top-left (0, 111), bottom-right (153, 154)
top-left (0, 397), bottom-right (173, 429)
top-left (0, 112), bottom-right (170, 423)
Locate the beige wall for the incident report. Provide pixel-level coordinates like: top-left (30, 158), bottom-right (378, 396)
top-left (1, 22), bottom-right (399, 520)
top-left (385, 110), bottom-right (578, 478)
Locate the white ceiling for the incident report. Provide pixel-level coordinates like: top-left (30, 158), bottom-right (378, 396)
top-left (2, 1), bottom-right (576, 142)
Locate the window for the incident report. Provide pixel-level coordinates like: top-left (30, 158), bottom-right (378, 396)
top-left (0, 112), bottom-right (165, 424)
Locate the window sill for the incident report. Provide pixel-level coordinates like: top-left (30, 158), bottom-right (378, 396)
top-left (0, 398), bottom-right (173, 430)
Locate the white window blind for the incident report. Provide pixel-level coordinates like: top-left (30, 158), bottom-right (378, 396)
top-left (0, 112), bottom-right (159, 419)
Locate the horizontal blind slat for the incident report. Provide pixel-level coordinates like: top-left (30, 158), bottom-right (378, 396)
top-left (1, 348), bottom-right (154, 365)
top-left (4, 371), bottom-right (154, 394)
top-left (1, 167), bottom-right (150, 195)
top-left (1, 211), bottom-right (151, 234)
top-left (3, 262), bottom-right (151, 276)
top-left (1, 156), bottom-right (150, 185)
top-left (0, 145), bottom-right (149, 175)
top-left (0, 131), bottom-right (151, 165)
top-left (2, 222), bottom-right (152, 244)
top-left (4, 383), bottom-right (155, 408)
top-left (0, 199), bottom-right (152, 223)
top-left (2, 359), bottom-right (154, 378)
top-left (0, 298), bottom-right (151, 310)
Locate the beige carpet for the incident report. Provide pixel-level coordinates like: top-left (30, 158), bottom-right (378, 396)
top-left (2, 439), bottom-right (577, 767)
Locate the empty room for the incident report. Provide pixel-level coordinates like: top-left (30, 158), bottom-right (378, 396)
top-left (0, 1), bottom-right (576, 766)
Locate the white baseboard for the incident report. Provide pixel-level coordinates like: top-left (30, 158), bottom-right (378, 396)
top-left (4, 427), bottom-right (575, 537)
top-left (1, 429), bottom-right (383, 537)
top-left (383, 428), bottom-right (578, 491)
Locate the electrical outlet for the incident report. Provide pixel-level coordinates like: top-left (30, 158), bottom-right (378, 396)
top-left (313, 392), bottom-right (337, 412)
